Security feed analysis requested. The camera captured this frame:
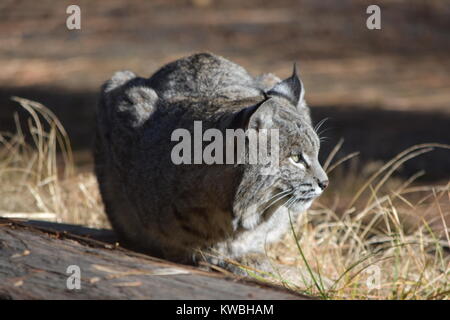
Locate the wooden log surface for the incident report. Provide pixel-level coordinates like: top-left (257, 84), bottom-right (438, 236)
top-left (0, 218), bottom-right (308, 300)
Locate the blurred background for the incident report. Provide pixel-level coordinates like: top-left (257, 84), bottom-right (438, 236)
top-left (1, 0), bottom-right (449, 180)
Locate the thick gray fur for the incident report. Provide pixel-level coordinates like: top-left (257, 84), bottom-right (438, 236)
top-left (94, 53), bottom-right (328, 281)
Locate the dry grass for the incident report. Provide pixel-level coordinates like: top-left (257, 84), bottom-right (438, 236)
top-left (0, 98), bottom-right (448, 299)
top-left (265, 143), bottom-right (450, 299)
top-left (0, 97), bottom-right (108, 228)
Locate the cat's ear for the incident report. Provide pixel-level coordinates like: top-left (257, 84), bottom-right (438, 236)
top-left (267, 63), bottom-right (304, 108)
top-left (230, 99), bottom-right (275, 131)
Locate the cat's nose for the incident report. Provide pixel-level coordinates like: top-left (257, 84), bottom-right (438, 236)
top-left (318, 179), bottom-right (329, 190)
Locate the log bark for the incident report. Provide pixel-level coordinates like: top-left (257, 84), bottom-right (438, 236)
top-left (0, 218), bottom-right (308, 300)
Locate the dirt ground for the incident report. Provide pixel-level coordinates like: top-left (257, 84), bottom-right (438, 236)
top-left (0, 0), bottom-right (449, 179)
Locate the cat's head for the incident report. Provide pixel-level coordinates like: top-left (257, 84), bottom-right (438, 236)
top-left (233, 65), bottom-right (328, 216)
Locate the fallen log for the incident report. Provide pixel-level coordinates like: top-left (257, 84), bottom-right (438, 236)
top-left (0, 218), bottom-right (308, 300)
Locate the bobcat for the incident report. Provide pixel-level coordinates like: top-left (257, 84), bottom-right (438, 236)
top-left (94, 53), bottom-right (329, 282)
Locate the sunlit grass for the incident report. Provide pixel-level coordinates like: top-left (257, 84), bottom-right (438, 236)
top-left (266, 142), bottom-right (450, 299)
top-left (0, 97), bottom-right (107, 228)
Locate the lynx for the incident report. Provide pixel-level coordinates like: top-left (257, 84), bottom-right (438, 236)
top-left (94, 53), bottom-right (329, 283)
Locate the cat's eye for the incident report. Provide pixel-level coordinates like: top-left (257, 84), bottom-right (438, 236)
top-left (291, 154), bottom-right (301, 163)
top-left (290, 154), bottom-right (310, 168)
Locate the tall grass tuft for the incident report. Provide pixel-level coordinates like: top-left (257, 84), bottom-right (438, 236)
top-left (0, 97), bottom-right (107, 227)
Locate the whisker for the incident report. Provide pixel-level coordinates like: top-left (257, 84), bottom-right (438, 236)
top-left (265, 189), bottom-right (292, 204)
top-left (318, 127), bottom-right (332, 138)
top-left (262, 189), bottom-right (293, 212)
top-left (285, 196), bottom-right (297, 209)
top-left (280, 194), bottom-right (294, 209)
top-left (263, 189), bottom-right (294, 216)
top-left (288, 198), bottom-right (300, 209)
top-left (241, 188), bottom-right (292, 219)
top-left (314, 117), bottom-right (329, 133)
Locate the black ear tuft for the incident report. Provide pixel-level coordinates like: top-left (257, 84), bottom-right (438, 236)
top-left (267, 63), bottom-right (303, 106)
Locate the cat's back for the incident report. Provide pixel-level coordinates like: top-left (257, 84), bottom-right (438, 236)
top-left (148, 53), bottom-right (262, 101)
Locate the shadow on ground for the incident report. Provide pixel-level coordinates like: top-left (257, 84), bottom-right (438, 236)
top-left (1, 86), bottom-right (449, 181)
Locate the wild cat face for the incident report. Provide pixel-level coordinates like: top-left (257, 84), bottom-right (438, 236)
top-left (272, 105), bottom-right (328, 212)
top-left (242, 97), bottom-right (328, 214)
top-left (235, 65), bottom-right (328, 216)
